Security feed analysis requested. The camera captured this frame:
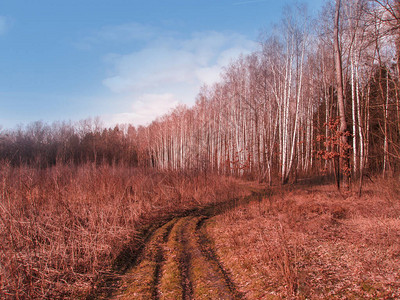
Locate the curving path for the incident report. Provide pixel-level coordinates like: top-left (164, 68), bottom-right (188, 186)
top-left (88, 187), bottom-right (266, 300)
top-left (115, 214), bottom-right (243, 300)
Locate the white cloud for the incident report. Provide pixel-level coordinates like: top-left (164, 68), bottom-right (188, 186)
top-left (103, 31), bottom-right (256, 93)
top-left (195, 65), bottom-right (222, 86)
top-left (103, 93), bottom-right (179, 127)
top-left (99, 28), bottom-right (258, 127)
top-left (103, 46), bottom-right (198, 92)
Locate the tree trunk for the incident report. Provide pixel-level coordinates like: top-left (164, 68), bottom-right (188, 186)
top-left (334, 0), bottom-right (349, 189)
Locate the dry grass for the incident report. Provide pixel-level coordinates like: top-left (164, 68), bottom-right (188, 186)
top-left (0, 162), bottom-right (242, 299)
top-left (206, 177), bottom-right (400, 299)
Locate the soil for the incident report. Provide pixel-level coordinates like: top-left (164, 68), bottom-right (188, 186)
top-left (90, 186), bottom-right (265, 300)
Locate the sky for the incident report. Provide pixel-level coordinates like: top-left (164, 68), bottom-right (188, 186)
top-left (0, 0), bottom-right (326, 130)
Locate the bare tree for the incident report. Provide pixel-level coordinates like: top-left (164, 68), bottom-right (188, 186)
top-left (334, 0), bottom-right (350, 188)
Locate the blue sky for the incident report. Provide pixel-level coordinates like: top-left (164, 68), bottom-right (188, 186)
top-left (0, 0), bottom-right (325, 129)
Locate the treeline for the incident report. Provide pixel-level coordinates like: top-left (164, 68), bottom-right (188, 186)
top-left (0, 120), bottom-right (139, 167)
top-left (136, 0), bottom-right (400, 183)
top-left (1, 0), bottom-right (399, 183)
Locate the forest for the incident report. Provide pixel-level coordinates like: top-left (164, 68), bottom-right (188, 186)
top-left (1, 0), bottom-right (399, 184)
top-left (1, 0), bottom-right (400, 298)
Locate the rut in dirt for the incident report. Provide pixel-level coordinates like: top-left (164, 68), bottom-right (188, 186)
top-left (177, 217), bottom-right (195, 300)
top-left (115, 214), bottom-right (243, 299)
top-left (90, 189), bottom-right (266, 300)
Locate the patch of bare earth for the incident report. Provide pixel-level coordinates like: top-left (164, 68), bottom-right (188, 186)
top-left (206, 179), bottom-right (400, 299)
top-left (114, 214), bottom-right (243, 300)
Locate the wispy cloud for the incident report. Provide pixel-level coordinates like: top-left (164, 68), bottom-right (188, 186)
top-left (102, 31), bottom-right (256, 126)
top-left (233, 0), bottom-right (269, 5)
top-left (102, 31), bottom-right (256, 93)
top-left (92, 26), bottom-right (257, 126)
top-left (75, 22), bottom-right (158, 50)
top-left (103, 93), bottom-right (179, 127)
top-left (0, 16), bottom-right (11, 35)
top-left (97, 23), bottom-right (157, 42)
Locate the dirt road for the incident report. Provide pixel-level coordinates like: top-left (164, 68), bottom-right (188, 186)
top-left (101, 190), bottom-right (264, 300)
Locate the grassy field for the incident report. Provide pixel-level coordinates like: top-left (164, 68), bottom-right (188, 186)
top-left (1, 161), bottom-right (399, 299)
top-left (206, 178), bottom-right (400, 299)
top-left (0, 163), bottom-right (245, 299)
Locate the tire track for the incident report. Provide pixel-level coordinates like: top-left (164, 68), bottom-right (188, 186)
top-left (115, 215), bottom-right (242, 299)
top-left (178, 217), bottom-right (195, 300)
top-left (183, 216), bottom-right (234, 299)
top-left (196, 218), bottom-right (244, 299)
top-left (109, 189), bottom-right (266, 299)
top-left (152, 219), bottom-right (177, 300)
top-left (114, 219), bottom-right (177, 300)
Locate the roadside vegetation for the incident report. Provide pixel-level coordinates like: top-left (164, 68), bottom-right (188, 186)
top-left (2, 162), bottom-right (399, 299)
top-left (207, 178), bottom-right (400, 299)
top-left (0, 162), bottom-right (245, 299)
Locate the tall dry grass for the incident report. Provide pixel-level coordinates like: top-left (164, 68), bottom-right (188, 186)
top-left (207, 177), bottom-right (400, 299)
top-left (0, 162), bottom-right (242, 299)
